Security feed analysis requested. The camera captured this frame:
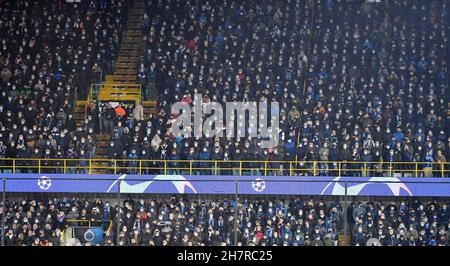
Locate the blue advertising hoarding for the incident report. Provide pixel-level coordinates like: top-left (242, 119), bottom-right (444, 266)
top-left (0, 174), bottom-right (450, 197)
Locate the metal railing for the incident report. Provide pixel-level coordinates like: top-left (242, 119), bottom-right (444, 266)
top-left (60, 219), bottom-right (113, 246)
top-left (85, 83), bottom-right (142, 116)
top-left (3, 177), bottom-right (450, 246)
top-left (85, 83), bottom-right (100, 116)
top-left (66, 219), bottom-right (112, 228)
top-left (0, 158), bottom-right (448, 177)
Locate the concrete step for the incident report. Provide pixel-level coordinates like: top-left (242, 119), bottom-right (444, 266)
top-left (76, 100), bottom-right (88, 107)
top-left (99, 92), bottom-right (140, 99)
top-left (118, 51), bottom-right (140, 55)
top-left (99, 87), bottom-right (140, 93)
top-left (117, 57), bottom-right (139, 62)
top-left (122, 37), bottom-right (142, 41)
top-left (96, 134), bottom-right (111, 141)
top-left (114, 72), bottom-right (137, 77)
top-left (117, 55), bottom-right (139, 59)
top-left (125, 35), bottom-right (141, 39)
top-left (115, 62), bottom-right (137, 66)
top-left (106, 79), bottom-right (139, 84)
top-left (115, 66), bottom-right (137, 71)
top-left (117, 57), bottom-right (139, 61)
top-left (117, 57), bottom-right (139, 60)
top-left (123, 37), bottom-right (141, 41)
top-left (114, 71), bottom-right (137, 76)
top-left (120, 46), bottom-right (141, 50)
top-left (120, 43), bottom-right (141, 47)
top-left (122, 38), bottom-right (142, 42)
top-left (100, 83), bottom-right (140, 89)
top-left (116, 61), bottom-right (138, 65)
top-left (112, 72), bottom-right (137, 76)
top-left (142, 101), bottom-right (157, 107)
top-left (96, 146), bottom-right (109, 151)
top-left (123, 34), bottom-right (141, 38)
top-left (101, 88), bottom-right (141, 93)
top-left (98, 94), bottom-right (139, 102)
top-left (119, 48), bottom-right (141, 53)
top-left (117, 55), bottom-right (140, 59)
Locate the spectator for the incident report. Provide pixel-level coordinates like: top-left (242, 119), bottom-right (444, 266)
top-left (0, 0), bottom-right (130, 161)
top-left (81, 0), bottom-right (440, 177)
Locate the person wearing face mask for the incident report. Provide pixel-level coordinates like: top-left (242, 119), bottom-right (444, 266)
top-left (65, 114), bottom-right (76, 133)
top-left (103, 103), bottom-right (116, 135)
top-left (127, 149), bottom-right (140, 174)
top-left (339, 143), bottom-right (352, 176)
top-left (352, 225), bottom-right (366, 246)
top-left (166, 148), bottom-right (180, 175)
top-left (198, 146), bottom-right (211, 175)
top-left (25, 128), bottom-right (37, 150)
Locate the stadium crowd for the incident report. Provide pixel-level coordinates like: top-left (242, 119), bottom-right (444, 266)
top-left (96, 0), bottom-right (449, 176)
top-left (0, 0), bottom-right (447, 176)
top-left (1, 195), bottom-right (449, 246)
top-left (0, 0), bottom-right (449, 249)
top-left (0, 0), bottom-right (129, 165)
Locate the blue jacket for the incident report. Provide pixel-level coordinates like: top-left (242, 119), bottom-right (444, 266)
top-left (198, 150), bottom-right (211, 166)
top-left (168, 153), bottom-right (180, 167)
top-left (285, 140), bottom-right (296, 155)
top-left (128, 153), bottom-right (138, 159)
top-left (393, 131), bottom-right (405, 143)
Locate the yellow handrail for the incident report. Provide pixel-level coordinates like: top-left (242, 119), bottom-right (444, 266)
top-left (1, 158), bottom-right (448, 177)
top-left (85, 84), bottom-right (94, 116)
top-left (85, 83), bottom-right (142, 116)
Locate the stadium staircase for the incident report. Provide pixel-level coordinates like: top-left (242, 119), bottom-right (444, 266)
top-left (339, 234), bottom-right (349, 246)
top-left (100, 0), bottom-right (157, 114)
top-left (73, 0), bottom-right (157, 174)
top-left (447, 102), bottom-right (450, 117)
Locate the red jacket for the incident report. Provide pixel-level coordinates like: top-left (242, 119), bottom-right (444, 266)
top-left (187, 39), bottom-right (197, 51)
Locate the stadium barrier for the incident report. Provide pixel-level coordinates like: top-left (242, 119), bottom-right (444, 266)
top-left (0, 158), bottom-right (448, 177)
top-left (60, 220), bottom-right (111, 246)
top-left (85, 83), bottom-right (142, 115)
top-left (2, 174), bottom-right (450, 197)
top-left (2, 175), bottom-right (450, 246)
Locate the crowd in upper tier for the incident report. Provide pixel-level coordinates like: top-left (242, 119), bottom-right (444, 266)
top-left (1, 195), bottom-right (449, 246)
top-left (0, 0), bottom-right (129, 164)
top-left (0, 0), bottom-right (448, 177)
top-left (105, 0), bottom-right (448, 174)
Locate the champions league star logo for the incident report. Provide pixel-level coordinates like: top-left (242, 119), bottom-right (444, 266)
top-left (37, 176), bottom-right (52, 190)
top-left (252, 178), bottom-right (266, 192)
top-left (107, 175), bottom-right (198, 194)
top-left (320, 177), bottom-right (413, 196)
